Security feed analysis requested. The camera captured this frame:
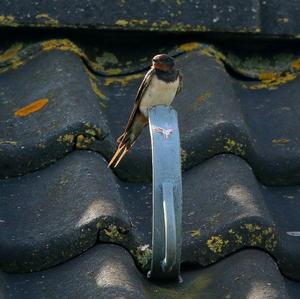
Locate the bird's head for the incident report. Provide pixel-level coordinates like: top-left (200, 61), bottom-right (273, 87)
top-left (152, 54), bottom-right (175, 72)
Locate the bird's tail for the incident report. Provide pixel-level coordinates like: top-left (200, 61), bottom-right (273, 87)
top-left (107, 130), bottom-right (135, 168)
top-left (108, 112), bottom-right (148, 168)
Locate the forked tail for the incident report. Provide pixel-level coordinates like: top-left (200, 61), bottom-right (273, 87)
top-left (108, 131), bottom-right (134, 168)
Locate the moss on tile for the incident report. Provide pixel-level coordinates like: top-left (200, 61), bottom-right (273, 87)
top-left (131, 244), bottom-right (152, 271)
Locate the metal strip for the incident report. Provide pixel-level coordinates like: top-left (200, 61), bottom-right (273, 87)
top-left (147, 105), bottom-right (182, 280)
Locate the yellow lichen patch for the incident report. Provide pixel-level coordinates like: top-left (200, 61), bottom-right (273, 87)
top-left (104, 72), bottom-right (144, 86)
top-left (75, 134), bottom-right (95, 149)
top-left (42, 39), bottom-right (86, 58)
top-left (84, 67), bottom-right (107, 107)
top-left (42, 39), bottom-right (107, 73)
top-left (11, 59), bottom-right (24, 70)
top-left (84, 122), bottom-right (102, 136)
top-left (291, 59), bottom-right (300, 71)
top-left (191, 229), bottom-right (201, 238)
top-left (241, 224), bottom-right (278, 251)
top-left (89, 78), bottom-right (107, 103)
top-left (224, 138), bottom-right (246, 156)
top-left (35, 13), bottom-right (59, 27)
top-left (248, 72), bottom-right (297, 90)
top-left (0, 15), bottom-right (18, 27)
top-left (57, 134), bottom-right (75, 144)
top-left (259, 72), bottom-right (277, 80)
top-left (177, 42), bottom-right (200, 52)
top-left (228, 229), bottom-right (243, 246)
top-left (189, 91), bottom-right (212, 110)
top-left (243, 223), bottom-right (262, 233)
top-left (150, 21), bottom-right (207, 32)
top-left (15, 98), bottom-right (49, 117)
top-left (115, 19), bottom-right (128, 26)
top-left (198, 45), bottom-right (226, 64)
top-left (272, 138), bottom-right (290, 144)
top-left (207, 235), bottom-right (229, 254)
top-left (115, 19), bottom-right (148, 27)
top-left (0, 140), bottom-right (17, 146)
top-left (0, 43), bottom-right (23, 63)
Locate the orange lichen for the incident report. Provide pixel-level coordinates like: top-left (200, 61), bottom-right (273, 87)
top-left (249, 72), bottom-right (297, 90)
top-left (177, 42), bottom-right (200, 52)
top-left (258, 72), bottom-right (277, 80)
top-left (291, 59), bottom-right (300, 71)
top-left (15, 98), bottom-right (49, 117)
top-left (0, 43), bottom-right (23, 63)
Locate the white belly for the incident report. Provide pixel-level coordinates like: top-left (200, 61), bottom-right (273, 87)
top-left (139, 75), bottom-right (179, 117)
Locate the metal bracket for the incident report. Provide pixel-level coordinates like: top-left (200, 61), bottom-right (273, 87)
top-left (147, 105), bottom-right (182, 280)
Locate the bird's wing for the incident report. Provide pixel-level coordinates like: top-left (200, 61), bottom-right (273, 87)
top-left (176, 70), bottom-right (183, 96)
top-left (122, 68), bottom-right (155, 133)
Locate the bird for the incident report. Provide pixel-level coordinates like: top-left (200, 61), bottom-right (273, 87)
top-left (108, 54), bottom-right (183, 168)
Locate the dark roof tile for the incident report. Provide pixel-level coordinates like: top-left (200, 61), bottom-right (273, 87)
top-left (0, 50), bottom-right (111, 178)
top-left (1, 37), bottom-right (300, 297)
top-left (1, 1), bottom-right (300, 37)
top-left (1, 246), bottom-right (293, 299)
top-left (0, 151), bottom-right (129, 272)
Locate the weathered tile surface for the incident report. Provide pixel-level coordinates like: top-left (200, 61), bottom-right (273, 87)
top-left (1, 37), bottom-right (300, 298)
top-left (1, 1), bottom-right (300, 37)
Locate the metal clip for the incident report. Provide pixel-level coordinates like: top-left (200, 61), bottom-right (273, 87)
top-left (147, 105), bottom-right (182, 280)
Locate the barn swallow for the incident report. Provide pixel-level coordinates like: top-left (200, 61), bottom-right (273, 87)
top-left (108, 54), bottom-right (183, 168)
